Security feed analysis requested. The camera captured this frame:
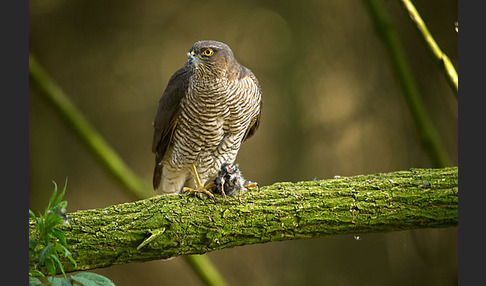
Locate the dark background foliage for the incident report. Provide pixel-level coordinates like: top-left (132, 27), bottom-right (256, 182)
top-left (29, 0), bottom-right (457, 285)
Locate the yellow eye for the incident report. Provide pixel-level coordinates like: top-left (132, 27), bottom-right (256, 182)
top-left (202, 48), bottom-right (214, 57)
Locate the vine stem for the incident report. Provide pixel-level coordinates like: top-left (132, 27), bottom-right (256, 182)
top-left (399, 0), bottom-right (458, 99)
top-left (363, 0), bottom-right (451, 167)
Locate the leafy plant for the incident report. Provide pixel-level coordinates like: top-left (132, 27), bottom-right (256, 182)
top-left (29, 179), bottom-right (115, 286)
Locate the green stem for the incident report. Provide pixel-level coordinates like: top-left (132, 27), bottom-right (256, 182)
top-left (29, 54), bottom-right (152, 200)
top-left (363, 0), bottom-right (451, 167)
top-left (399, 0), bottom-right (458, 99)
top-left (184, 256), bottom-right (227, 286)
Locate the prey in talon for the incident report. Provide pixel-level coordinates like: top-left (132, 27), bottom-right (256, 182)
top-left (212, 162), bottom-right (260, 203)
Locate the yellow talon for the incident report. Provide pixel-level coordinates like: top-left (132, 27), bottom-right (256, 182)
top-left (183, 164), bottom-right (216, 201)
top-left (243, 183), bottom-right (260, 190)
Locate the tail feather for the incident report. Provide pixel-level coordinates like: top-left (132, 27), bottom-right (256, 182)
top-left (153, 161), bottom-right (163, 190)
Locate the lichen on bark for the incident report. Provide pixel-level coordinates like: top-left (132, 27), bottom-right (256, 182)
top-left (29, 167), bottom-right (458, 274)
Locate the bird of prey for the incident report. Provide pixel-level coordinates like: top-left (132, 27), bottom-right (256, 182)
top-left (152, 40), bottom-right (262, 199)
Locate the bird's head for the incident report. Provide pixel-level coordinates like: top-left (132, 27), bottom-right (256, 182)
top-left (187, 40), bottom-right (239, 78)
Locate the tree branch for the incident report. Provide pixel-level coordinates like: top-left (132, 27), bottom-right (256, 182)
top-left (29, 167), bottom-right (458, 274)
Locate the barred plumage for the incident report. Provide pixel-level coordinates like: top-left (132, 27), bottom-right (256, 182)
top-left (152, 40), bottom-right (262, 194)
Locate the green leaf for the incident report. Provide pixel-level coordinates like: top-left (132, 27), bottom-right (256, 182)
top-left (31, 179), bottom-right (80, 283)
top-left (29, 209), bottom-right (37, 220)
top-left (48, 276), bottom-right (73, 286)
top-left (29, 269), bottom-right (45, 278)
top-left (67, 253), bottom-right (78, 269)
top-left (53, 178), bottom-right (68, 206)
top-left (54, 243), bottom-right (70, 257)
top-left (52, 228), bottom-right (67, 247)
top-left (29, 239), bottom-right (38, 252)
top-left (71, 272), bottom-right (116, 286)
top-left (43, 213), bottom-right (63, 239)
top-left (49, 252), bottom-right (66, 277)
top-left (44, 258), bottom-right (57, 277)
top-left (47, 181), bottom-right (59, 213)
top-left (38, 244), bottom-right (53, 264)
top-left (29, 277), bottom-right (44, 286)
top-left (36, 217), bottom-right (45, 239)
top-left (53, 201), bottom-right (68, 212)
top-left (53, 242), bottom-right (77, 268)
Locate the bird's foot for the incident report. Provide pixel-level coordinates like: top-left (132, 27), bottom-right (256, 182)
top-left (243, 182), bottom-right (260, 191)
top-left (237, 182), bottom-right (260, 203)
top-left (183, 164), bottom-right (216, 202)
top-left (183, 185), bottom-right (215, 202)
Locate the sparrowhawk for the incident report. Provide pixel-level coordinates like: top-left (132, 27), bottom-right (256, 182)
top-left (152, 40), bottom-right (262, 198)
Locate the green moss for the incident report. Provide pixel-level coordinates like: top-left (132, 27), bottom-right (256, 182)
top-left (31, 167), bottom-right (457, 274)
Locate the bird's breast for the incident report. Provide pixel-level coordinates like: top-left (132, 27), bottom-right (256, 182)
top-left (168, 74), bottom-right (260, 180)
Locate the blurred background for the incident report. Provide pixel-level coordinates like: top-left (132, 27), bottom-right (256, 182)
top-left (29, 0), bottom-right (457, 285)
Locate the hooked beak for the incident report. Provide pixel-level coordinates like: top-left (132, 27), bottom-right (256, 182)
top-left (187, 51), bottom-right (199, 66)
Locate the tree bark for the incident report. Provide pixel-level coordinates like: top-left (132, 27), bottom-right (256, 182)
top-left (29, 167), bottom-right (458, 273)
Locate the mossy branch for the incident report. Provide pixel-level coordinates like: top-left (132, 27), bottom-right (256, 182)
top-left (29, 167), bottom-right (458, 274)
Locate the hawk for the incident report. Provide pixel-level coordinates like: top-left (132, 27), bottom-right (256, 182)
top-left (152, 40), bottom-right (262, 199)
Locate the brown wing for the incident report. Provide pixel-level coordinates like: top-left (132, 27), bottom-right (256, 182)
top-left (242, 107), bottom-right (261, 142)
top-left (152, 64), bottom-right (192, 189)
top-left (240, 67), bottom-right (263, 143)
